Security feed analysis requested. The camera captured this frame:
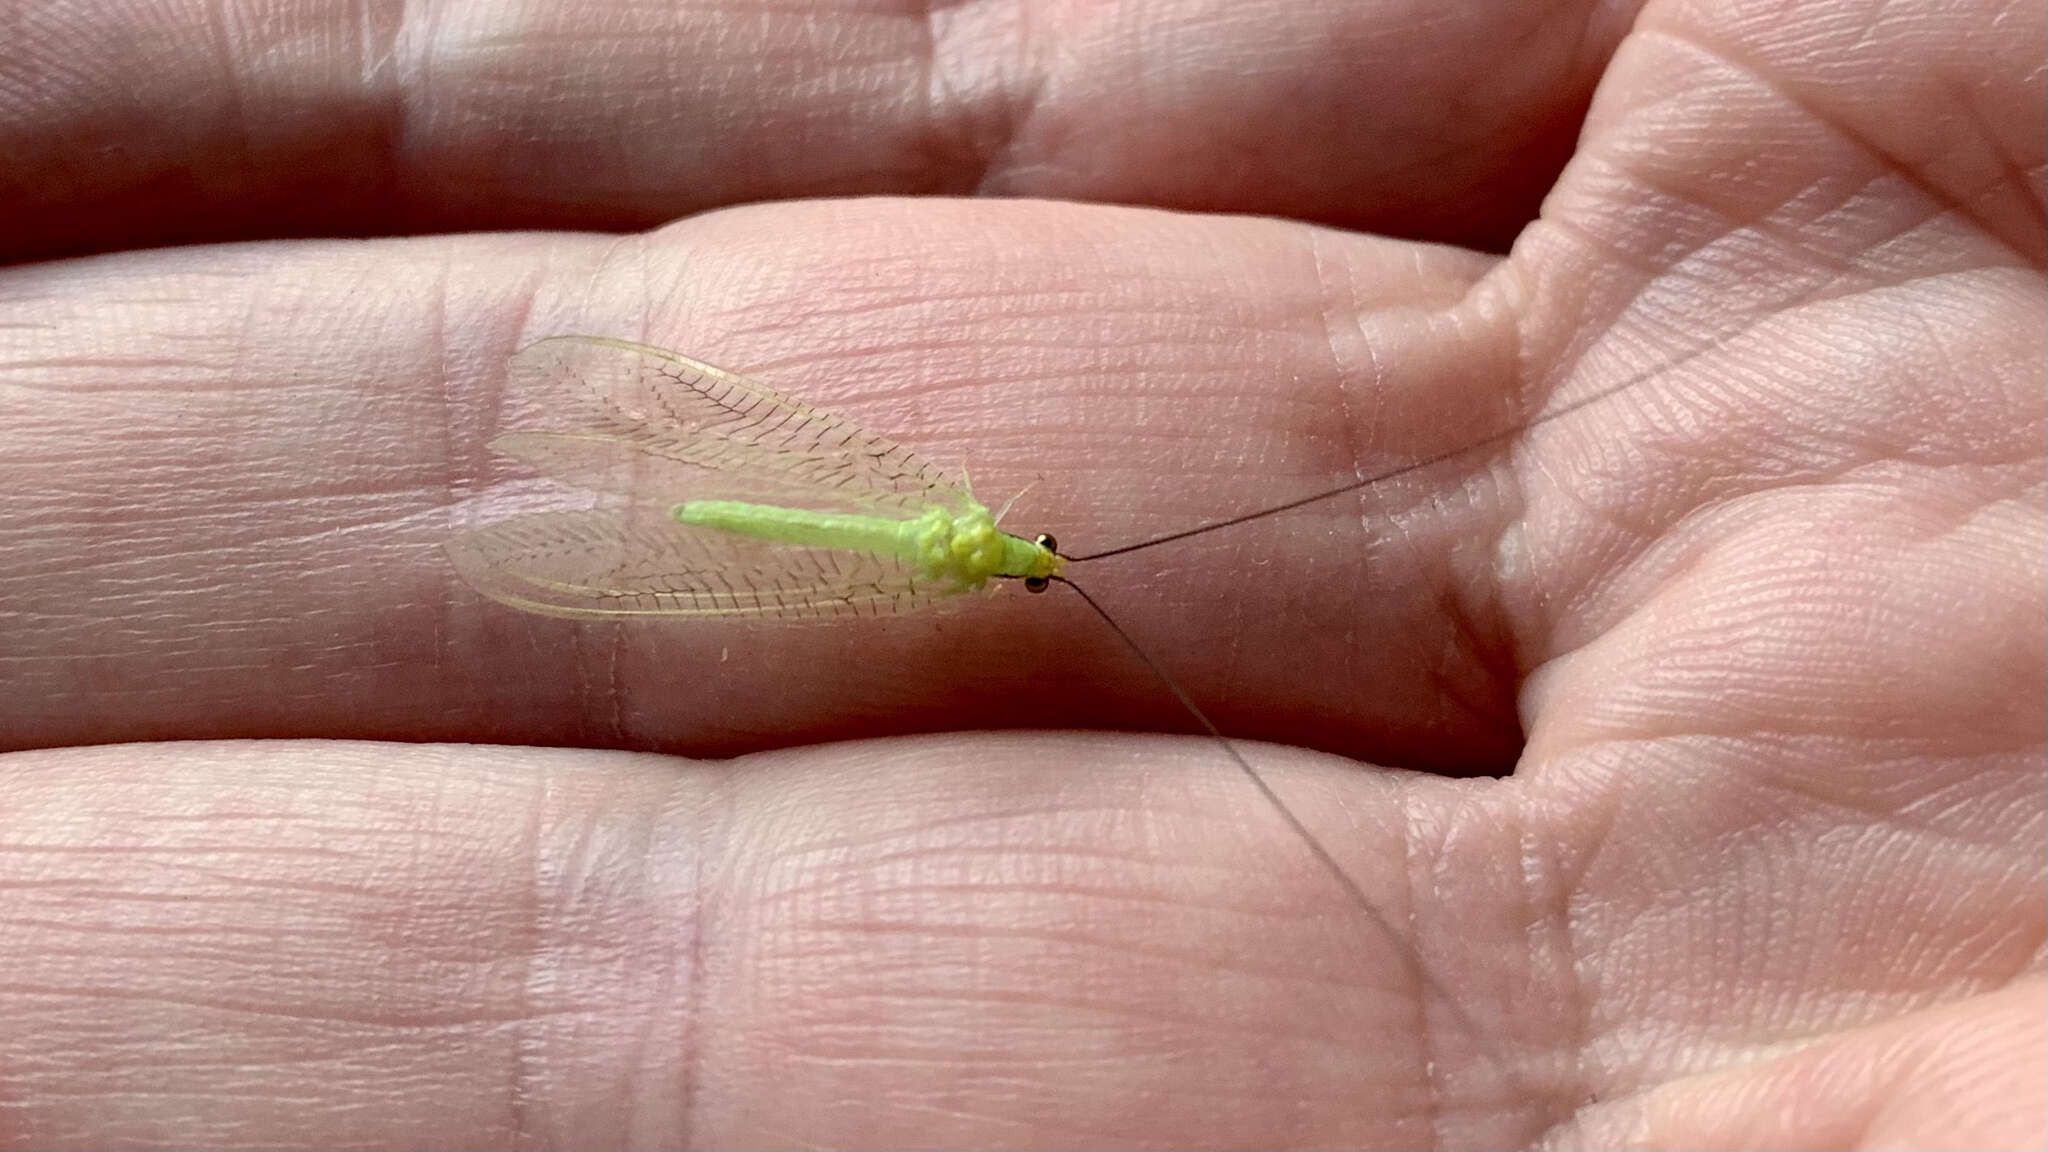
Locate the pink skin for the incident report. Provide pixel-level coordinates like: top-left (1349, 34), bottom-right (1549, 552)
top-left (1, 0), bottom-right (2041, 1146)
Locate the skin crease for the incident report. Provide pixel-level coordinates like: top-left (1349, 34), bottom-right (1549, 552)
top-left (0, 0), bottom-right (2041, 1148)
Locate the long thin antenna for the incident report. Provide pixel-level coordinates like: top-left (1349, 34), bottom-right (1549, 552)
top-left (1053, 575), bottom-right (1517, 1097)
top-left (1064, 362), bottom-right (1652, 563)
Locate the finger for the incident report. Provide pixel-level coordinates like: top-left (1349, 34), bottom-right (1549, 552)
top-left (0, 737), bottom-right (1567, 1149)
top-left (0, 0), bottom-right (1632, 261)
top-left (0, 199), bottom-right (1534, 768)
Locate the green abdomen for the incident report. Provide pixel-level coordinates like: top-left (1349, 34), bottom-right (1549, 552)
top-left (674, 501), bottom-right (913, 559)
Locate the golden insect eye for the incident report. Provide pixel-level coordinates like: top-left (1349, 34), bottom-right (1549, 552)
top-left (1035, 533), bottom-right (1058, 553)
top-left (1024, 576), bottom-right (1049, 593)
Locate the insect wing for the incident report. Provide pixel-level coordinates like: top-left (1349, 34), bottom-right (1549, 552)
top-left (486, 429), bottom-right (864, 513)
top-left (503, 335), bottom-right (972, 516)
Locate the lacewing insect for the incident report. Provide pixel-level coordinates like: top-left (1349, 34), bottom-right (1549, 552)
top-left (444, 335), bottom-right (1065, 618)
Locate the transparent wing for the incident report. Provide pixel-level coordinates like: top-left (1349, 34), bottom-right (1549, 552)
top-left (502, 335), bottom-right (971, 515)
top-left (444, 509), bottom-right (951, 619)
top-left (488, 429), bottom-right (860, 512)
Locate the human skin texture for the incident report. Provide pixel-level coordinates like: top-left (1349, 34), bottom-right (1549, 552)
top-left (0, 0), bottom-right (2042, 1147)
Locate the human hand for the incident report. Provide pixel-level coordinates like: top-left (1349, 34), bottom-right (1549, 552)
top-left (2, 0), bottom-right (2041, 1146)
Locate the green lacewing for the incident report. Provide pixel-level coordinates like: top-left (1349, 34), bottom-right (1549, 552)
top-left (445, 335), bottom-right (1062, 618)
